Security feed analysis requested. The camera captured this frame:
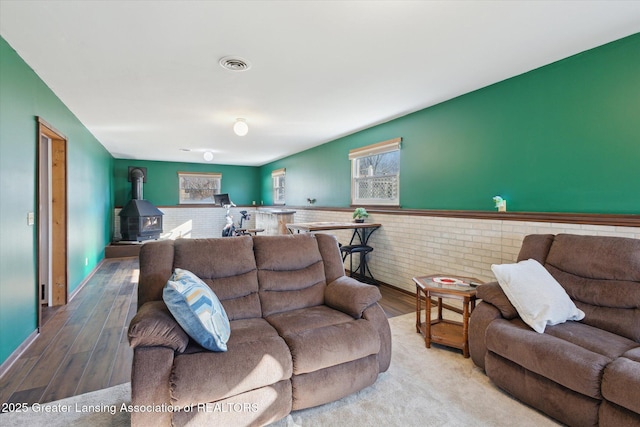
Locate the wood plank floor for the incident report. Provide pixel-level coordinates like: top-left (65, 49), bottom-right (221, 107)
top-left (0, 257), bottom-right (413, 406)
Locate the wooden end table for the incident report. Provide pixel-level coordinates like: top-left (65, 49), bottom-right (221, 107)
top-left (413, 275), bottom-right (483, 358)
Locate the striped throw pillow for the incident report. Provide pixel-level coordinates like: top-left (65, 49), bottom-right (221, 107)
top-left (163, 268), bottom-right (230, 351)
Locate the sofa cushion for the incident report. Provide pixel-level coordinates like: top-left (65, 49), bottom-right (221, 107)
top-left (163, 268), bottom-right (230, 352)
top-left (485, 351), bottom-right (601, 427)
top-left (291, 355), bottom-right (379, 410)
top-left (254, 234), bottom-right (327, 316)
top-left (254, 233), bottom-right (323, 271)
top-left (266, 305), bottom-right (354, 335)
top-left (173, 236), bottom-right (261, 321)
top-left (267, 306), bottom-right (380, 375)
top-left (137, 239), bottom-right (176, 308)
top-left (172, 380), bottom-right (292, 427)
top-left (602, 347), bottom-right (640, 414)
top-left (486, 318), bottom-right (636, 399)
top-left (314, 233), bottom-right (346, 284)
top-left (544, 234), bottom-right (640, 342)
top-left (258, 262), bottom-right (327, 316)
top-left (546, 234), bottom-right (640, 282)
top-left (491, 259), bottom-right (585, 333)
top-left (545, 264), bottom-right (640, 342)
top-left (621, 347), bottom-right (640, 362)
top-left (171, 318), bottom-right (292, 406)
top-left (599, 400), bottom-right (640, 427)
top-left (516, 234), bottom-right (555, 265)
top-left (544, 321), bottom-right (638, 360)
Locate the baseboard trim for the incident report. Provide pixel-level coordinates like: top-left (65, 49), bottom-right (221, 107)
top-left (377, 278), bottom-right (465, 314)
top-left (68, 258), bottom-right (107, 302)
top-left (1, 258), bottom-right (107, 379)
top-left (345, 270), bottom-right (414, 296)
top-left (379, 280), bottom-right (413, 296)
top-left (0, 329), bottom-right (38, 380)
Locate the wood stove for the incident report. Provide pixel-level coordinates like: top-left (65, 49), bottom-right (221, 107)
top-left (119, 167), bottom-right (164, 241)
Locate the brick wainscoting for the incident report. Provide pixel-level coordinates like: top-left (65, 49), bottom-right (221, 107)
top-left (113, 207), bottom-right (640, 293)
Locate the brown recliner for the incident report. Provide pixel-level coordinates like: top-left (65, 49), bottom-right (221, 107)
top-left (469, 233), bottom-right (640, 427)
top-left (128, 233), bottom-right (391, 426)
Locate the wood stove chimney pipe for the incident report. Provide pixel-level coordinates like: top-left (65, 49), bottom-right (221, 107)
top-left (130, 167), bottom-right (145, 200)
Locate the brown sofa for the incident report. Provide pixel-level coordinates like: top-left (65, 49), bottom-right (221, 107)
top-left (128, 233), bottom-right (391, 426)
top-left (469, 233), bottom-right (640, 427)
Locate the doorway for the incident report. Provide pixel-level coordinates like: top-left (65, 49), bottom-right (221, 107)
top-left (37, 117), bottom-right (68, 328)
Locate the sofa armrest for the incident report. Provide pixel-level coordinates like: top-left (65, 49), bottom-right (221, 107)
top-left (128, 301), bottom-right (190, 352)
top-left (470, 283), bottom-right (519, 371)
top-left (469, 302), bottom-right (503, 370)
top-left (477, 282), bottom-right (519, 320)
top-left (325, 275), bottom-right (381, 319)
top-left (362, 304), bottom-right (392, 373)
top-left (131, 346), bottom-right (175, 427)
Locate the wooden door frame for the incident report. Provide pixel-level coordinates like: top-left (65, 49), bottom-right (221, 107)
top-left (37, 117), bottom-right (68, 327)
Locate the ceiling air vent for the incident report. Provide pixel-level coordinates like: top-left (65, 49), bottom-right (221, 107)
top-left (219, 56), bottom-right (251, 72)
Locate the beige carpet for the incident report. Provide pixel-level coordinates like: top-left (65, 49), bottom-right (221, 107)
top-left (0, 382), bottom-right (131, 426)
top-left (273, 312), bottom-right (559, 427)
top-left (0, 313), bottom-right (559, 426)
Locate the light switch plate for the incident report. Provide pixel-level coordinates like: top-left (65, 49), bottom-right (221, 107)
top-left (27, 212), bottom-right (35, 226)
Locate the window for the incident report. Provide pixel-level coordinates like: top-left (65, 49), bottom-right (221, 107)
top-left (350, 137), bottom-right (401, 206)
top-left (178, 172), bottom-right (221, 204)
top-left (272, 168), bottom-right (286, 205)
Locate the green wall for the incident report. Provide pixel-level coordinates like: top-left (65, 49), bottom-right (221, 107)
top-left (2, 30), bottom-right (638, 368)
top-left (0, 37), bottom-right (113, 365)
top-left (113, 159), bottom-right (260, 207)
top-left (260, 34), bottom-right (640, 214)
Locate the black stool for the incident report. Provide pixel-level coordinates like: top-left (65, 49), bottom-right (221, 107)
top-left (340, 244), bottom-right (375, 283)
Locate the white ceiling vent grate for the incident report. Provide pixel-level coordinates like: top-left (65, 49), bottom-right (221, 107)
top-left (219, 56), bottom-right (251, 72)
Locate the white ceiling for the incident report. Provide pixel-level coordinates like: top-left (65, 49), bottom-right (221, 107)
top-left (1, 1), bottom-right (639, 166)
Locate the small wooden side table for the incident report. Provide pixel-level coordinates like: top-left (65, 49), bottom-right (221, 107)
top-left (413, 275), bottom-right (483, 358)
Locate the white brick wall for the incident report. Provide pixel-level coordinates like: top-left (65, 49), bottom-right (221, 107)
top-left (291, 209), bottom-right (640, 293)
top-left (114, 206), bottom-right (258, 240)
top-left (113, 207), bottom-right (640, 293)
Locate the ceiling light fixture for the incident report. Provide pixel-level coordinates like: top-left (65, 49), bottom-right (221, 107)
top-left (203, 151), bottom-right (214, 162)
top-left (219, 56), bottom-right (251, 72)
top-left (233, 118), bottom-right (249, 136)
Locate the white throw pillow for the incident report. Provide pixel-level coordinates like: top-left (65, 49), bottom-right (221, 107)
top-left (491, 259), bottom-right (585, 333)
